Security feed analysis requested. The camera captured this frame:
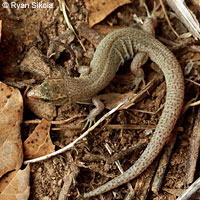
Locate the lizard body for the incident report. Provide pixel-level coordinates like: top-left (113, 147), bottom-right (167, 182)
top-left (27, 28), bottom-right (184, 198)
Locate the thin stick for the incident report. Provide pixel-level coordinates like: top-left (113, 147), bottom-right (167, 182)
top-left (177, 176), bottom-right (200, 200)
top-left (24, 98), bottom-right (129, 164)
top-left (159, 0), bottom-right (180, 38)
top-left (23, 114), bottom-right (86, 125)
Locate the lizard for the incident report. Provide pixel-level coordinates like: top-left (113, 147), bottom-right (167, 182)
top-left (27, 27), bottom-right (185, 198)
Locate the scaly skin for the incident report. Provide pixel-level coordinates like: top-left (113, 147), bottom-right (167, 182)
top-left (27, 28), bottom-right (184, 198)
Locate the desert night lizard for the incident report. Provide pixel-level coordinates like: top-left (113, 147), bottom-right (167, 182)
top-left (27, 28), bottom-right (185, 198)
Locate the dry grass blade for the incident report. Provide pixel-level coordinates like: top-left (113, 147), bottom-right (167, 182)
top-left (58, 0), bottom-right (86, 51)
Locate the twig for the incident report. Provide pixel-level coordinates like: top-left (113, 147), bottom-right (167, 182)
top-left (23, 114), bottom-right (86, 125)
top-left (106, 124), bottom-right (156, 130)
top-left (24, 98), bottom-right (128, 164)
top-left (182, 96), bottom-right (199, 114)
top-left (189, 100), bottom-right (200, 107)
top-left (166, 0), bottom-right (200, 40)
top-left (185, 78), bottom-right (200, 87)
top-left (107, 141), bottom-right (147, 165)
top-left (104, 143), bottom-right (134, 199)
top-left (184, 107), bottom-right (200, 185)
top-left (152, 131), bottom-right (178, 194)
top-left (177, 176), bottom-right (200, 200)
top-left (159, 0), bottom-right (180, 38)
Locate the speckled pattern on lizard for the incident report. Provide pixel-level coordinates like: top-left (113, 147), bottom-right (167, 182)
top-left (27, 28), bottom-right (185, 198)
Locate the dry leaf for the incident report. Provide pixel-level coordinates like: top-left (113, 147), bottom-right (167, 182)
top-left (84, 0), bottom-right (132, 27)
top-left (0, 82), bottom-right (23, 178)
top-left (99, 91), bottom-right (135, 110)
top-left (0, 165), bottom-right (30, 200)
top-left (24, 118), bottom-right (55, 159)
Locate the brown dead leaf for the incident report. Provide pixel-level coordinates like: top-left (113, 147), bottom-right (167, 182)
top-left (0, 82), bottom-right (23, 178)
top-left (94, 24), bottom-right (126, 35)
top-left (0, 165), bottom-right (30, 200)
top-left (99, 91), bottom-right (136, 110)
top-left (84, 0), bottom-right (132, 27)
top-left (24, 118), bottom-right (55, 159)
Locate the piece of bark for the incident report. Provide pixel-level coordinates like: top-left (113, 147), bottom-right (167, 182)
top-left (47, 30), bottom-right (75, 59)
top-left (77, 23), bottom-right (104, 47)
top-left (184, 107), bottom-right (200, 186)
top-left (58, 163), bottom-right (79, 200)
top-left (152, 131), bottom-right (178, 194)
top-left (19, 46), bottom-right (51, 80)
top-left (134, 159), bottom-right (159, 200)
top-left (107, 141), bottom-right (147, 164)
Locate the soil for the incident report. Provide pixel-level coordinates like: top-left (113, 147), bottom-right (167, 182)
top-left (0, 0), bottom-right (200, 199)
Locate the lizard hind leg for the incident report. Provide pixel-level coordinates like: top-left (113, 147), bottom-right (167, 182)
top-left (130, 51), bottom-right (148, 91)
top-left (130, 0), bottom-right (159, 92)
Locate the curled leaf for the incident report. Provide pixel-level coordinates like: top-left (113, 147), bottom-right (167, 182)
top-left (0, 165), bottom-right (30, 200)
top-left (0, 82), bottom-right (23, 178)
top-left (24, 118), bottom-right (55, 159)
top-left (84, 0), bottom-right (132, 27)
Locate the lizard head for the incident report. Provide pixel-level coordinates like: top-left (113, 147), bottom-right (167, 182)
top-left (27, 79), bottom-right (68, 101)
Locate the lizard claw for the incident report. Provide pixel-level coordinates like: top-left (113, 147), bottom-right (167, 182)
top-left (81, 96), bottom-right (104, 130)
top-left (81, 116), bottom-right (96, 130)
top-left (132, 76), bottom-right (146, 92)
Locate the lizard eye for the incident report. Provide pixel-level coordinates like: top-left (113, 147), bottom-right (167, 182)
top-left (27, 82), bottom-right (53, 100)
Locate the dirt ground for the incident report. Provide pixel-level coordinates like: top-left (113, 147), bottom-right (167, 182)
top-left (0, 0), bottom-right (200, 199)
